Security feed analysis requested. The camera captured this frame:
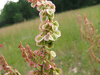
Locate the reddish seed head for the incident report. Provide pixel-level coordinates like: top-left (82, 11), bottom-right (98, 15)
top-left (0, 44), bottom-right (2, 48)
top-left (0, 65), bottom-right (2, 71)
top-left (43, 61), bottom-right (51, 70)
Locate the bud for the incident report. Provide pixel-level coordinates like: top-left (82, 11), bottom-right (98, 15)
top-left (50, 51), bottom-right (56, 59)
top-left (54, 30), bottom-right (61, 37)
top-left (47, 9), bottom-right (54, 16)
top-left (43, 60), bottom-right (51, 74)
top-left (53, 71), bottom-right (59, 75)
top-left (31, 2), bottom-right (36, 8)
top-left (35, 35), bottom-right (44, 43)
top-left (49, 33), bottom-right (58, 41)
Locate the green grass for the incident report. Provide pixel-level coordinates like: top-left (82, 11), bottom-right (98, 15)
top-left (0, 4), bottom-right (100, 75)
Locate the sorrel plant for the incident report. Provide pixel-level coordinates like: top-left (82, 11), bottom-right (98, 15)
top-left (78, 15), bottom-right (100, 74)
top-left (0, 0), bottom-right (62, 75)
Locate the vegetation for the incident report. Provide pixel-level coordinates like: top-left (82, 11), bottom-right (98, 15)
top-left (0, 4), bottom-right (100, 75)
top-left (51, 0), bottom-right (100, 12)
top-left (0, 0), bottom-right (100, 27)
top-left (0, 0), bottom-right (38, 27)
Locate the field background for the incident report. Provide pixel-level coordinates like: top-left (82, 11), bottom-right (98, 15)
top-left (0, 4), bottom-right (100, 75)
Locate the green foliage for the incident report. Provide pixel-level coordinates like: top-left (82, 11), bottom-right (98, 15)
top-left (13, 13), bottom-right (24, 23)
top-left (0, 5), bottom-right (100, 74)
top-left (2, 2), bottom-right (20, 24)
top-left (18, 0), bottom-right (38, 20)
top-left (0, 1), bottom-right (21, 27)
top-left (0, 0), bottom-right (38, 27)
top-left (0, 0), bottom-right (100, 27)
top-left (51, 0), bottom-right (100, 12)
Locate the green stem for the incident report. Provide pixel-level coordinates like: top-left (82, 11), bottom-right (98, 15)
top-left (41, 65), bottom-right (43, 75)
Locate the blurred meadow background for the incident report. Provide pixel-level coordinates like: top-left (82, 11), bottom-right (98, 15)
top-left (0, 0), bottom-right (100, 75)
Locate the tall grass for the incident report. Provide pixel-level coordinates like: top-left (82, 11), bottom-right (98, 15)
top-left (0, 4), bottom-right (100, 75)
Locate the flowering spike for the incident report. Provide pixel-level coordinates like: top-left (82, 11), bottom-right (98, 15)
top-left (0, 54), bottom-right (21, 75)
top-left (18, 0), bottom-right (62, 74)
